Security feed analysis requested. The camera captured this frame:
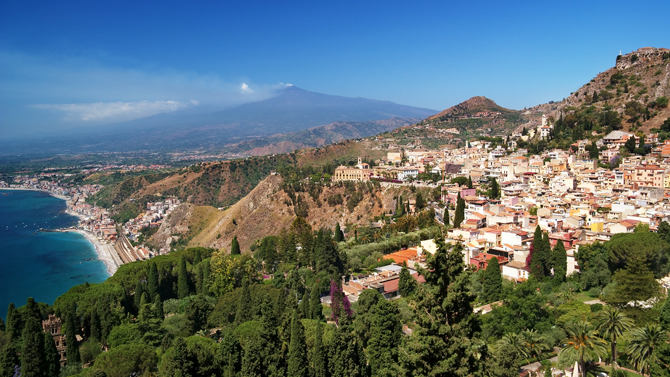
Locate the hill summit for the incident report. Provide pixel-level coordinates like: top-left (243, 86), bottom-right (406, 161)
top-left (429, 96), bottom-right (508, 119)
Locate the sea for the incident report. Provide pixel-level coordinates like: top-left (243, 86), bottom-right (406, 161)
top-left (0, 189), bottom-right (109, 320)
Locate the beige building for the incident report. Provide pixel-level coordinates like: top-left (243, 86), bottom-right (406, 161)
top-left (332, 158), bottom-right (372, 182)
top-left (632, 165), bottom-right (665, 188)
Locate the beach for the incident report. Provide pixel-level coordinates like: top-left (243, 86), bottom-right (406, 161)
top-left (75, 229), bottom-right (120, 275)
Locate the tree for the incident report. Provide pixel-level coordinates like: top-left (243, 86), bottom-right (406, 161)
top-left (235, 279), bottom-right (253, 324)
top-left (44, 332), bottom-right (61, 377)
top-left (398, 262), bottom-right (418, 297)
top-left (596, 306), bottom-right (633, 370)
top-left (482, 257), bottom-right (503, 303)
top-left (415, 192), bottom-right (425, 210)
top-left (6, 302), bottom-right (21, 340)
top-left (334, 222), bottom-right (344, 243)
top-left (287, 311), bottom-right (307, 377)
top-left (399, 239), bottom-right (488, 376)
top-left (467, 176), bottom-right (473, 189)
top-left (529, 226), bottom-right (546, 280)
top-left (231, 236), bottom-right (241, 255)
top-left (453, 192), bottom-right (465, 228)
top-left (312, 320), bottom-right (326, 377)
top-left (496, 332), bottom-right (530, 360)
top-left (90, 307), bottom-right (101, 340)
top-left (310, 284), bottom-right (323, 320)
top-left (328, 326), bottom-right (367, 377)
top-left (660, 299), bottom-right (670, 332)
top-left (521, 329), bottom-right (549, 359)
top-left (489, 178), bottom-right (500, 199)
top-left (26, 297), bottom-right (42, 322)
top-left (21, 317), bottom-right (46, 377)
top-left (0, 343), bottom-right (20, 377)
top-left (607, 250), bottom-right (659, 305)
top-left (147, 261), bottom-right (159, 299)
top-left (178, 255), bottom-right (189, 299)
top-left (185, 294), bottom-right (214, 334)
top-left (64, 309), bottom-right (81, 365)
top-left (552, 240), bottom-right (567, 282)
top-left (154, 294), bottom-right (164, 320)
top-left (625, 136), bottom-right (636, 153)
top-left (367, 298), bottom-right (401, 375)
top-left (558, 321), bottom-right (607, 377)
top-left (626, 324), bottom-right (665, 375)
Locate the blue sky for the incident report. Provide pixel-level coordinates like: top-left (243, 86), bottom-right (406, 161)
top-left (1, 0), bottom-right (669, 137)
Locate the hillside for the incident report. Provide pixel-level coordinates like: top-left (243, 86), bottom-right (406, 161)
top-left (88, 139), bottom-right (386, 223)
top-left (224, 117), bottom-right (420, 156)
top-left (148, 174), bottom-right (430, 253)
top-left (532, 47), bottom-right (670, 134)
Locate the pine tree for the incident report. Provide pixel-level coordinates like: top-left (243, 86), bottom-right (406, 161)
top-left (310, 284), bottom-right (323, 320)
top-left (608, 251), bottom-right (660, 305)
top-left (147, 261), bottom-right (159, 299)
top-left (334, 223), bottom-right (344, 243)
top-left (312, 320), bottom-right (327, 377)
top-left (368, 298), bottom-right (401, 375)
top-left (43, 331), bottom-right (60, 377)
top-left (482, 257), bottom-right (503, 303)
top-left (453, 192), bottom-right (465, 228)
top-left (178, 255), bottom-right (189, 299)
top-left (552, 240), bottom-right (568, 282)
top-left (1, 343), bottom-right (20, 377)
top-left (398, 262), bottom-right (417, 297)
top-left (235, 279), bottom-right (253, 324)
top-left (21, 317), bottom-right (46, 377)
top-left (287, 310), bottom-right (308, 377)
top-left (399, 239), bottom-right (488, 375)
top-left (231, 236), bottom-right (241, 255)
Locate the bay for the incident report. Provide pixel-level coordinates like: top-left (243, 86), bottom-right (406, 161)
top-left (0, 189), bottom-right (109, 320)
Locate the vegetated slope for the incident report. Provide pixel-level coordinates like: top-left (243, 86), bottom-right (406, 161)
top-left (422, 96), bottom-right (526, 135)
top-left (225, 117), bottom-right (420, 156)
top-left (88, 140), bottom-right (386, 223)
top-left (149, 174), bottom-right (423, 253)
top-left (544, 47), bottom-right (670, 133)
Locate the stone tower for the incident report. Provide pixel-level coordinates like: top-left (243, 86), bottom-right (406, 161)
top-left (42, 314), bottom-right (67, 366)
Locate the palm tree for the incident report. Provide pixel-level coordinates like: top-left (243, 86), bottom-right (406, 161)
top-left (558, 321), bottom-right (608, 377)
top-left (596, 306), bottom-right (633, 369)
top-left (496, 332), bottom-right (530, 361)
top-left (626, 324), bottom-right (664, 375)
top-left (521, 329), bottom-right (550, 359)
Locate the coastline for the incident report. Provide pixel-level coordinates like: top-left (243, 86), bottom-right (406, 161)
top-left (1, 187), bottom-right (117, 276)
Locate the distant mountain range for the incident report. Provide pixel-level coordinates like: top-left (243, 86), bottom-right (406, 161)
top-left (1, 86), bottom-right (436, 155)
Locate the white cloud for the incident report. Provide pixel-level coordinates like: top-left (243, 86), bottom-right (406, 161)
top-left (241, 82), bottom-right (254, 93)
top-left (35, 100), bottom-right (191, 122)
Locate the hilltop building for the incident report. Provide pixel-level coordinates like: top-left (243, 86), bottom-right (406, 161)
top-left (332, 157), bottom-right (372, 182)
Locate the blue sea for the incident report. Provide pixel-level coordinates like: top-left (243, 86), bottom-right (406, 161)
top-left (0, 189), bottom-right (109, 320)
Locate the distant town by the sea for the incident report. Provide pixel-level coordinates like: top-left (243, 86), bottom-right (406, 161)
top-left (0, 190), bottom-right (108, 320)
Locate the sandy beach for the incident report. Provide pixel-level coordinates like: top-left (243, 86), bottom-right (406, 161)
top-left (75, 229), bottom-right (120, 275)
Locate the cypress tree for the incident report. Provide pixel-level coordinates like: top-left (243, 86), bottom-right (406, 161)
top-left (43, 331), bottom-right (60, 377)
top-left (202, 260), bottom-right (211, 296)
top-left (6, 302), bottom-right (21, 340)
top-left (542, 232), bottom-right (552, 275)
top-left (334, 223), bottom-right (344, 243)
top-left (398, 261), bottom-right (417, 297)
top-left (241, 335), bottom-right (263, 377)
top-left (287, 310), bottom-right (308, 377)
top-left (194, 249), bottom-right (202, 265)
top-left (310, 284), bottom-right (323, 320)
top-left (312, 320), bottom-right (327, 377)
top-left (529, 226), bottom-right (545, 280)
top-left (235, 279), bottom-right (253, 324)
top-left (134, 279), bottom-right (145, 313)
top-left (415, 192), bottom-right (425, 210)
top-left (368, 298), bottom-right (401, 375)
top-left (147, 261), bottom-right (159, 299)
top-left (453, 192), bottom-right (465, 228)
top-left (219, 333), bottom-right (242, 377)
top-left (552, 240), bottom-right (567, 282)
top-left (196, 263), bottom-right (204, 294)
top-left (231, 236), bottom-right (241, 255)
top-left (65, 311), bottom-right (81, 365)
top-left (21, 316), bottom-right (46, 377)
top-left (467, 175), bottom-right (473, 189)
top-left (0, 316), bottom-right (3, 332)
top-left (396, 195), bottom-right (404, 216)
top-left (490, 178), bottom-right (500, 199)
top-left (299, 291), bottom-right (310, 319)
top-left (1, 343), bottom-right (20, 377)
top-left (154, 294), bottom-right (164, 319)
top-left (178, 255), bottom-right (189, 299)
top-left (90, 308), bottom-right (101, 340)
top-left (482, 257), bottom-right (503, 303)
top-left (26, 297), bottom-right (42, 322)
